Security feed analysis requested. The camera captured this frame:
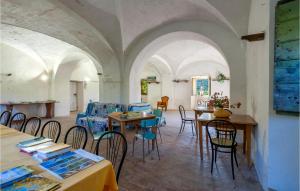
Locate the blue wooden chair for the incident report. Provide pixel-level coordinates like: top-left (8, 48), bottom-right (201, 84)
top-left (132, 118), bottom-right (160, 161)
top-left (153, 109), bottom-right (163, 142)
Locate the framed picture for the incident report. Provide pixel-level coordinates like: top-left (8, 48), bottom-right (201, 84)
top-left (192, 76), bottom-right (210, 96)
top-left (141, 79), bottom-right (148, 95)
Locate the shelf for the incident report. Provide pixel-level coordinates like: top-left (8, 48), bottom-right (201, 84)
top-left (241, 32), bottom-right (265, 41)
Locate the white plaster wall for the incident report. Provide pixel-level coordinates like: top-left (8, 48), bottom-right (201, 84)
top-left (0, 43), bottom-right (49, 116)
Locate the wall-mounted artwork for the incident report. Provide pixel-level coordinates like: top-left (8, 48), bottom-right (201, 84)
top-left (274, 0), bottom-right (299, 113)
top-left (141, 79), bottom-right (148, 95)
top-left (192, 76), bottom-right (210, 96)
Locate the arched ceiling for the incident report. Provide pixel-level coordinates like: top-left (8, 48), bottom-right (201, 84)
top-left (1, 0), bottom-right (250, 57)
top-left (1, 24), bottom-right (102, 74)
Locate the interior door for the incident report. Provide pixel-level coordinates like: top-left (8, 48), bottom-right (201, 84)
top-left (70, 81), bottom-right (78, 112)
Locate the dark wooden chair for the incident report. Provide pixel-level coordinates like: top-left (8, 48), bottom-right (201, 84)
top-left (0, 110), bottom-right (11, 126)
top-left (9, 112), bottom-right (26, 131)
top-left (157, 96), bottom-right (169, 111)
top-left (23, 117), bottom-right (41, 136)
top-left (206, 119), bottom-right (238, 179)
top-left (178, 105), bottom-right (195, 136)
top-left (41, 120), bottom-right (61, 143)
top-left (94, 131), bottom-right (127, 183)
top-left (64, 125), bottom-right (88, 149)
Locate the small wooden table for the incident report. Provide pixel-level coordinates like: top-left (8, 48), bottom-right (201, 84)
top-left (108, 112), bottom-right (156, 136)
top-left (197, 113), bottom-right (257, 167)
top-left (193, 106), bottom-right (214, 137)
top-left (0, 125), bottom-right (118, 191)
top-left (0, 100), bottom-right (56, 118)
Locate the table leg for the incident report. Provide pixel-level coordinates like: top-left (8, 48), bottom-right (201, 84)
top-left (243, 128), bottom-right (246, 154)
top-left (108, 117), bottom-right (113, 131)
top-left (199, 121), bottom-right (203, 160)
top-left (45, 103), bottom-right (54, 118)
top-left (246, 125), bottom-right (252, 168)
top-left (194, 111), bottom-right (199, 138)
top-left (120, 121), bottom-right (126, 136)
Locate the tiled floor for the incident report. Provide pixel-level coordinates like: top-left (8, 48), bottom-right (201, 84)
top-left (49, 111), bottom-right (262, 191)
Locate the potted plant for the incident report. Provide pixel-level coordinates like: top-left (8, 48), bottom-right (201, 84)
top-left (208, 92), bottom-right (231, 118)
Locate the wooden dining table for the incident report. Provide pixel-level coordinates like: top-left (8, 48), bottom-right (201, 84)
top-left (0, 125), bottom-right (118, 191)
top-left (197, 113), bottom-right (257, 168)
top-left (108, 112), bottom-right (156, 136)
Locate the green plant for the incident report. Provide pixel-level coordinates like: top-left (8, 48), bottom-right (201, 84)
top-left (216, 72), bottom-right (227, 83)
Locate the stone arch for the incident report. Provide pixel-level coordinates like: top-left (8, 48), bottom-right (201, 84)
top-left (124, 20), bottom-right (246, 112)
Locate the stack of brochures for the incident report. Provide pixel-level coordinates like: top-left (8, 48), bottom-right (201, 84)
top-left (33, 144), bottom-right (71, 162)
top-left (0, 166), bottom-right (60, 191)
top-left (17, 137), bottom-right (53, 149)
top-left (40, 149), bottom-right (104, 179)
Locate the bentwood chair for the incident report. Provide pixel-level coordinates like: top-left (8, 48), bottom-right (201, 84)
top-left (178, 105), bottom-right (195, 136)
top-left (23, 117), bottom-right (41, 136)
top-left (64, 125), bottom-right (88, 149)
top-left (0, 110), bottom-right (11, 126)
top-left (206, 119), bottom-right (238, 179)
top-left (95, 131), bottom-right (127, 183)
top-left (157, 96), bottom-right (169, 111)
top-left (41, 120), bottom-right (61, 143)
top-left (133, 118), bottom-right (160, 162)
top-left (9, 112), bottom-right (26, 131)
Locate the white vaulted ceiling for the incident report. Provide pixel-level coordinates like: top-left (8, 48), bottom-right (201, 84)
top-left (1, 0), bottom-right (251, 58)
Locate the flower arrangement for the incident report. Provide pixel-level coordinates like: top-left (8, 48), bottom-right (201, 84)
top-left (207, 92), bottom-right (229, 109)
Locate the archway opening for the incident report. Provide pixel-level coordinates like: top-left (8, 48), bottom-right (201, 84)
top-left (130, 32), bottom-right (230, 110)
top-left (54, 53), bottom-right (101, 116)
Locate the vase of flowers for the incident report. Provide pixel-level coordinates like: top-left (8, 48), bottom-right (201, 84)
top-left (208, 92), bottom-right (231, 118)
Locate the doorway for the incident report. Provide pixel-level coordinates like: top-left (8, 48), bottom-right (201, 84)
top-left (70, 81), bottom-right (84, 112)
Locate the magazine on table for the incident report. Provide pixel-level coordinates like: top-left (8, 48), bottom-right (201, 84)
top-left (20, 142), bottom-right (55, 155)
top-left (17, 137), bottom-right (53, 148)
top-left (0, 166), bottom-right (34, 188)
top-left (2, 175), bottom-right (60, 191)
top-left (40, 151), bottom-right (97, 179)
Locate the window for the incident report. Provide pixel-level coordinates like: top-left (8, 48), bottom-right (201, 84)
top-left (192, 76), bottom-right (210, 96)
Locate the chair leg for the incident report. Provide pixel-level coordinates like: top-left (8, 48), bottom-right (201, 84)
top-left (157, 127), bottom-right (162, 143)
top-left (211, 145), bottom-right (214, 174)
top-left (178, 121), bottom-right (184, 135)
top-left (132, 137), bottom-right (136, 156)
top-left (142, 138), bottom-right (145, 162)
top-left (182, 121), bottom-right (186, 133)
top-left (147, 140), bottom-right (150, 154)
top-left (155, 139), bottom-right (160, 160)
top-left (234, 147), bottom-right (239, 167)
top-left (231, 149), bottom-right (235, 180)
top-left (191, 121), bottom-right (195, 136)
top-left (215, 146), bottom-right (218, 163)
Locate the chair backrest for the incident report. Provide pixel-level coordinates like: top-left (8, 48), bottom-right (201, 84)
top-left (140, 117), bottom-right (159, 129)
top-left (206, 120), bottom-right (237, 147)
top-left (95, 131), bottom-right (127, 183)
top-left (41, 120), bottom-right (61, 143)
top-left (0, 110), bottom-right (11, 126)
top-left (64, 125), bottom-right (88, 149)
top-left (9, 112), bottom-right (26, 131)
top-left (153, 109), bottom-right (162, 117)
top-left (23, 117), bottom-right (41, 136)
top-left (178, 105), bottom-right (186, 119)
top-left (161, 96), bottom-right (169, 104)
